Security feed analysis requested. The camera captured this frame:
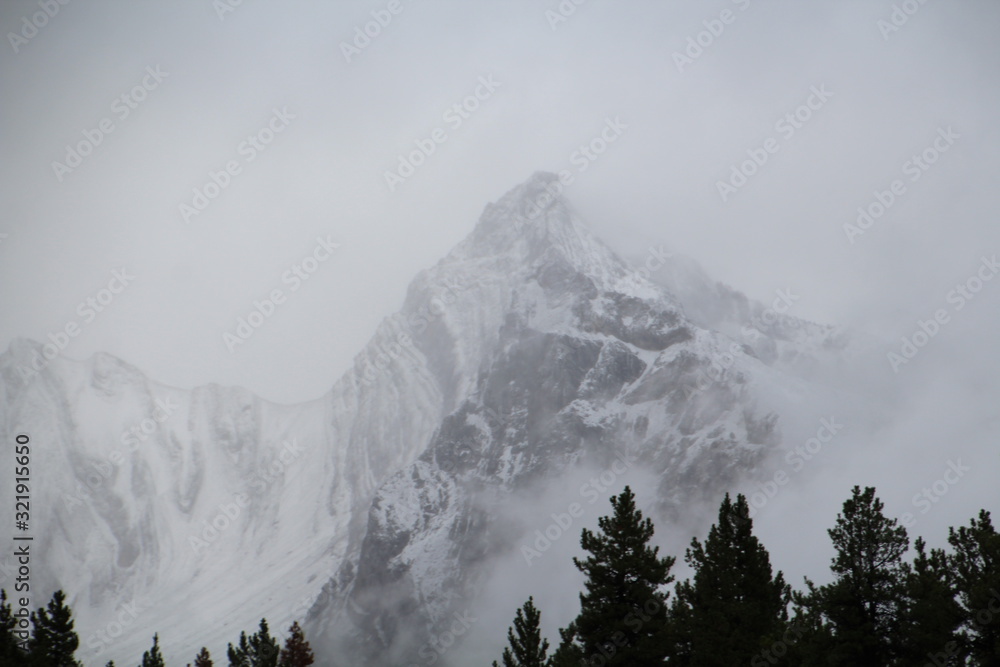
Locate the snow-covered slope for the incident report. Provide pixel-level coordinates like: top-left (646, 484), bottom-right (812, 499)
top-left (0, 261), bottom-right (462, 663)
top-left (301, 174), bottom-right (860, 665)
top-left (0, 173), bottom-right (861, 665)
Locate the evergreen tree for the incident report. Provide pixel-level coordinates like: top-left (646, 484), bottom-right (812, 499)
top-left (492, 597), bottom-right (548, 667)
top-left (949, 509), bottom-right (1000, 665)
top-left (277, 622), bottom-right (313, 667)
top-left (140, 634), bottom-right (165, 667)
top-left (0, 589), bottom-right (27, 665)
top-left (228, 628), bottom-right (251, 667)
top-left (800, 486), bottom-right (909, 667)
top-left (554, 486), bottom-right (675, 667)
top-left (668, 493), bottom-right (791, 666)
top-left (194, 646), bottom-right (214, 666)
top-left (783, 597), bottom-right (834, 667)
top-left (249, 619), bottom-right (280, 667)
top-left (229, 619), bottom-right (279, 667)
top-left (666, 592), bottom-right (694, 665)
top-left (28, 590), bottom-right (82, 667)
top-left (898, 537), bottom-right (965, 666)
top-left (547, 624), bottom-right (584, 667)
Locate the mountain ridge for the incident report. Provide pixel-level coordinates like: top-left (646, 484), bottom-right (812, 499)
top-left (0, 174), bottom-right (858, 665)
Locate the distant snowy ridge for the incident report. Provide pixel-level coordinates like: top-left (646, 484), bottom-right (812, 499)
top-left (0, 173), bottom-right (860, 665)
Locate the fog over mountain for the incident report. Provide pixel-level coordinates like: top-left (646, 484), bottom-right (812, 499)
top-left (0, 174), bottom-right (863, 663)
top-left (1, 1), bottom-right (998, 665)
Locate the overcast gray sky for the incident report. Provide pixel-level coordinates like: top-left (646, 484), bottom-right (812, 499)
top-left (2, 0), bottom-right (998, 405)
top-left (4, 1), bottom-right (1000, 655)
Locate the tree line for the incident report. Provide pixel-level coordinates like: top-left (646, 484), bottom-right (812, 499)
top-left (493, 485), bottom-right (1000, 666)
top-left (2, 483), bottom-right (997, 665)
top-left (0, 592), bottom-right (314, 667)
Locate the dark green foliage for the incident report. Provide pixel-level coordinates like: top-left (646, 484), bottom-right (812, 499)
top-left (949, 509), bottom-right (1000, 665)
top-left (228, 619), bottom-right (280, 667)
top-left (0, 589), bottom-right (27, 665)
top-left (277, 622), bottom-right (314, 667)
top-left (898, 537), bottom-right (966, 665)
top-left (668, 493), bottom-right (791, 666)
top-left (793, 486), bottom-right (909, 666)
top-left (782, 598), bottom-right (834, 667)
top-left (28, 590), bottom-right (82, 667)
top-left (229, 628), bottom-right (247, 666)
top-left (228, 628), bottom-right (253, 667)
top-left (546, 624), bottom-right (584, 667)
top-left (555, 485), bottom-right (675, 666)
top-left (492, 597), bottom-right (548, 667)
top-left (140, 633), bottom-right (164, 667)
top-left (6, 482), bottom-right (1000, 666)
top-left (194, 646), bottom-right (213, 666)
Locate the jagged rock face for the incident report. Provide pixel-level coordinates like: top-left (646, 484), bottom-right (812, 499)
top-left (0, 173), bottom-right (848, 666)
top-left (305, 174), bottom-right (788, 664)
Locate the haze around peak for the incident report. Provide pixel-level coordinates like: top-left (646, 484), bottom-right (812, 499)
top-left (0, 1), bottom-right (997, 407)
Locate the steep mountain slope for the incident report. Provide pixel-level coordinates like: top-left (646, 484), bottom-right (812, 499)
top-left (0, 173), bottom-right (857, 665)
top-left (0, 332), bottom-right (443, 664)
top-left (303, 173), bottom-right (850, 664)
top-left (0, 254), bottom-right (469, 662)
top-left (639, 251), bottom-right (855, 382)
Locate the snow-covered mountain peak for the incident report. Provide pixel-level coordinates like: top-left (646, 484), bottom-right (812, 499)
top-left (0, 174), bottom-right (865, 666)
top-left (440, 173), bottom-right (674, 307)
